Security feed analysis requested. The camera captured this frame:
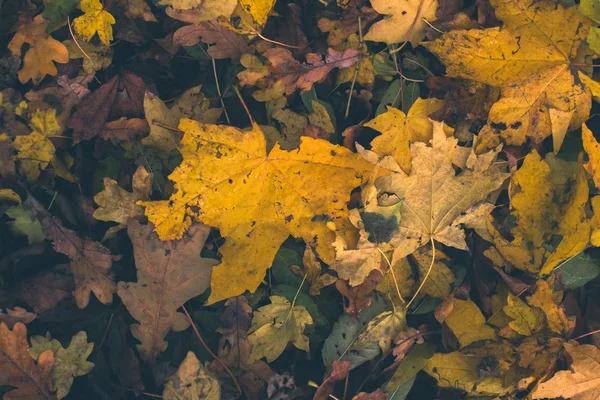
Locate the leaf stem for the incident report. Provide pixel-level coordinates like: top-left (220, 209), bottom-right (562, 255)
top-left (181, 304), bottom-right (242, 394)
top-left (377, 247), bottom-right (406, 305)
top-left (405, 238), bottom-right (435, 309)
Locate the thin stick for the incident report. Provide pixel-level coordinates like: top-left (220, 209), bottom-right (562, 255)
top-left (181, 305), bottom-right (243, 394)
top-left (573, 329), bottom-right (600, 341)
top-left (406, 239), bottom-right (436, 309)
top-left (211, 57), bottom-right (231, 124)
top-left (67, 17), bottom-right (101, 85)
top-left (345, 16), bottom-right (362, 119)
top-left (233, 85), bottom-right (254, 125)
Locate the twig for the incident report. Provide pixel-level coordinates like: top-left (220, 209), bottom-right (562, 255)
top-left (345, 17), bottom-right (362, 119)
top-left (181, 305), bottom-right (243, 394)
top-left (211, 57), bottom-right (231, 124)
top-left (233, 85), bottom-right (254, 126)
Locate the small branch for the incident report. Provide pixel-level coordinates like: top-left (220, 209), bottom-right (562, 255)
top-left (181, 305), bottom-right (242, 394)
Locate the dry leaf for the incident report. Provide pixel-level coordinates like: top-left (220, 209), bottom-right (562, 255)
top-left (163, 351), bottom-right (220, 400)
top-left (73, 0), bottom-right (116, 46)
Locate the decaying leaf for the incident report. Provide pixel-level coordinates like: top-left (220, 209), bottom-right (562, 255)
top-left (140, 120), bottom-right (374, 303)
top-left (0, 322), bottom-right (56, 400)
top-left (29, 332), bottom-right (94, 399)
top-left (355, 310), bottom-right (407, 352)
top-left (117, 220), bottom-right (218, 363)
top-left (367, 121), bottom-right (508, 263)
top-left (0, 307), bottom-right (36, 328)
top-left (425, 0), bottom-right (593, 151)
top-left (247, 295), bottom-right (313, 363)
top-left (25, 196), bottom-right (120, 309)
top-left (533, 342), bottom-right (600, 399)
top-left (163, 351), bottom-right (220, 400)
top-left (173, 20), bottom-right (252, 61)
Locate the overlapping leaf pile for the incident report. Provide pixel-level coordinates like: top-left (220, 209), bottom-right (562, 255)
top-left (2, 0), bottom-right (600, 398)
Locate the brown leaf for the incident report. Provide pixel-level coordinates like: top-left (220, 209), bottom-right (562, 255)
top-left (0, 322), bottom-right (56, 400)
top-left (68, 72), bottom-right (145, 143)
top-left (313, 360), bottom-right (350, 400)
top-left (352, 389), bottom-right (388, 400)
top-left (99, 117), bottom-right (149, 144)
top-left (0, 308), bottom-right (36, 328)
top-left (335, 270), bottom-right (382, 319)
top-left (117, 219), bottom-right (218, 363)
top-left (16, 265), bottom-right (74, 313)
top-left (318, 7), bottom-right (378, 46)
top-left (25, 196), bottom-right (120, 309)
top-left (173, 20), bottom-right (252, 61)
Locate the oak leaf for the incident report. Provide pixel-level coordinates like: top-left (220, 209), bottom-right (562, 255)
top-left (247, 296), bottom-right (313, 363)
top-left (25, 196), bottom-right (120, 309)
top-left (0, 307), bottom-right (36, 328)
top-left (8, 15), bottom-right (69, 84)
top-left (0, 322), bottom-right (56, 400)
top-left (16, 265), bottom-right (74, 313)
top-left (140, 120), bottom-right (374, 303)
top-left (424, 0), bottom-right (594, 151)
top-left (532, 342), bottom-right (600, 399)
top-left (365, 0), bottom-right (438, 45)
top-left (73, 0), bottom-right (116, 46)
top-left (163, 351), bottom-right (220, 400)
top-left (369, 122), bottom-right (508, 263)
top-left (117, 220), bottom-right (218, 363)
top-left (29, 332), bottom-right (94, 399)
top-left (489, 152), bottom-right (592, 274)
top-left (93, 166), bottom-right (152, 233)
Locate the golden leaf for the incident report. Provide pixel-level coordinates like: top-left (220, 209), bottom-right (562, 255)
top-left (140, 120), bottom-right (374, 303)
top-left (503, 293), bottom-right (545, 336)
top-left (73, 0), bottom-right (116, 46)
top-left (443, 298), bottom-right (497, 348)
top-left (424, 0), bottom-right (593, 151)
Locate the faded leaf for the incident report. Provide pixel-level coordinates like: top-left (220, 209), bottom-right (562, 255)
top-left (29, 332), bottom-right (94, 399)
top-left (163, 351), bottom-right (220, 400)
top-left (355, 310), bottom-right (407, 352)
top-left (365, 0), bottom-right (438, 45)
top-left (25, 196), bottom-right (120, 309)
top-left (248, 295), bottom-right (313, 363)
top-left (117, 220), bottom-right (218, 363)
top-left (173, 20), bottom-right (251, 61)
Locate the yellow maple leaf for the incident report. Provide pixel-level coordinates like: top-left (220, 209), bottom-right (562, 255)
top-left (13, 109), bottom-right (61, 182)
top-left (424, 0), bottom-right (593, 152)
top-left (8, 15), bottom-right (69, 84)
top-left (503, 293), bottom-right (546, 336)
top-left (365, 0), bottom-right (438, 45)
top-left (489, 152), bottom-right (592, 275)
top-left (364, 98), bottom-right (451, 173)
top-left (140, 119), bottom-right (374, 303)
top-left (247, 296), bottom-right (312, 363)
top-left (443, 298), bottom-right (497, 348)
top-left (73, 0), bottom-right (116, 46)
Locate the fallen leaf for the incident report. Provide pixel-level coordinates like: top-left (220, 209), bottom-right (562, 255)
top-left (0, 307), bottom-right (36, 328)
top-left (424, 0), bottom-right (593, 151)
top-left (336, 270), bottom-right (383, 318)
top-left (295, 244), bottom-right (337, 295)
top-left (8, 15), bottom-right (69, 84)
top-left (365, 0), bottom-right (438, 45)
top-left (503, 293), bottom-right (545, 336)
top-left (583, 123), bottom-right (600, 188)
top-left (140, 120), bottom-right (374, 303)
top-left (73, 0), bottom-right (116, 46)
top-left (355, 310), bottom-right (407, 352)
top-left (364, 99), bottom-right (450, 173)
top-left (489, 152), bottom-right (592, 274)
top-left (370, 122), bottom-right (507, 263)
top-left (119, 0), bottom-right (157, 21)
top-left (238, 48), bottom-right (360, 101)
top-left (99, 117), bottom-right (149, 144)
top-left (5, 205), bottom-right (45, 245)
top-left (313, 361), bottom-right (350, 400)
top-left (17, 265), bottom-right (74, 313)
top-left (13, 108), bottom-right (59, 182)
top-left (318, 6), bottom-right (378, 47)
top-left (163, 351), bottom-right (220, 400)
top-left (29, 331), bottom-right (94, 399)
top-left (443, 298), bottom-right (497, 347)
top-left (532, 342), bottom-right (600, 399)
top-left (527, 280), bottom-right (570, 336)
top-left (25, 196), bottom-right (120, 309)
top-left (117, 220), bottom-right (218, 363)
top-left (248, 295), bottom-right (313, 363)
top-left (62, 40), bottom-right (113, 73)
top-left (173, 20), bottom-right (252, 61)
top-left (0, 322), bottom-right (56, 400)
top-left (93, 166), bottom-right (152, 231)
